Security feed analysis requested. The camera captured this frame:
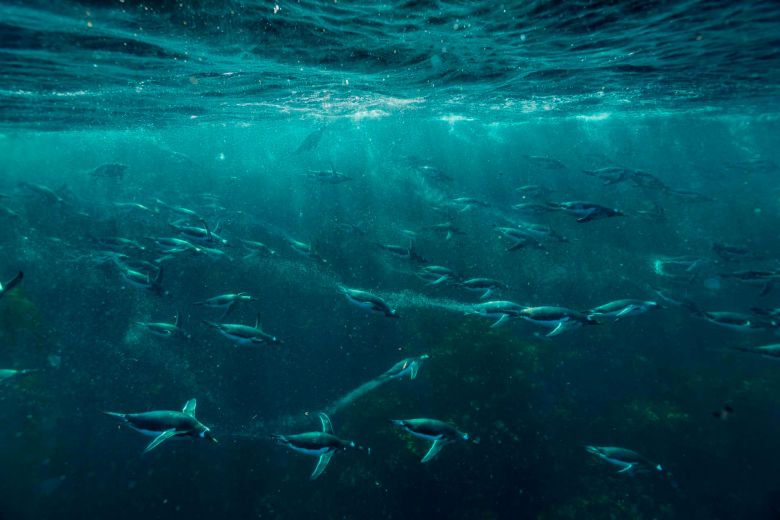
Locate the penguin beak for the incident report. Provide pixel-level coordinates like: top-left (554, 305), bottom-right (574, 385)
top-left (205, 431), bottom-right (218, 443)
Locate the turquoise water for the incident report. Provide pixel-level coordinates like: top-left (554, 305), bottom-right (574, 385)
top-left (1, 1), bottom-right (780, 519)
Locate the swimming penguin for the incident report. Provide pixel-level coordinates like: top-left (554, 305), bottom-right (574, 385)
top-left (302, 165), bottom-right (351, 184)
top-left (377, 240), bottom-right (427, 264)
top-left (515, 222), bottom-right (568, 243)
top-left (449, 197), bottom-right (490, 213)
top-left (582, 167), bottom-right (638, 185)
top-left (194, 293), bottom-right (257, 318)
top-left (115, 261), bottom-right (164, 295)
top-left (270, 412), bottom-right (364, 480)
top-left (587, 299), bottom-right (661, 321)
top-left (202, 313), bottom-right (282, 346)
top-left (148, 236), bottom-right (201, 255)
top-left (548, 201), bottom-right (624, 223)
top-left (425, 221), bottom-right (465, 240)
top-left (380, 354), bottom-right (430, 381)
top-left (495, 227), bottom-right (545, 252)
top-left (416, 265), bottom-right (460, 286)
top-left (0, 271), bottom-right (23, 299)
top-left (338, 286), bottom-right (398, 318)
top-left (390, 418), bottom-right (476, 463)
top-left (687, 304), bottom-right (779, 333)
top-left (239, 239), bottom-right (277, 258)
top-left (170, 221), bottom-right (228, 246)
top-left (728, 343), bottom-right (780, 359)
top-left (458, 278), bottom-right (507, 300)
top-left (468, 300), bottom-right (526, 328)
top-left (0, 368), bottom-right (39, 382)
top-left (102, 398), bottom-right (217, 453)
top-left (522, 155), bottom-right (566, 170)
top-left (585, 446), bottom-right (664, 475)
top-left (112, 201), bottom-right (155, 214)
top-left (154, 199), bottom-right (202, 221)
top-left (511, 202), bottom-right (560, 216)
top-left (136, 311), bottom-right (190, 339)
top-left (89, 236), bottom-right (146, 253)
top-left (720, 270), bottom-right (780, 296)
top-left (712, 243), bottom-right (762, 263)
top-left (90, 163), bottom-right (127, 180)
top-left (517, 306), bottom-right (599, 337)
top-left (287, 237), bottom-right (326, 264)
top-left (18, 182), bottom-right (65, 206)
top-left (515, 184), bottom-right (553, 199)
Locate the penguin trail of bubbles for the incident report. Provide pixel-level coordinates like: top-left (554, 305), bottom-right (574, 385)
top-left (376, 289), bottom-right (474, 314)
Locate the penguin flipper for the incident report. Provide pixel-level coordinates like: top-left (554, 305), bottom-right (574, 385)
top-left (617, 463), bottom-right (636, 474)
top-left (143, 429), bottom-right (178, 454)
top-left (615, 305), bottom-right (638, 320)
top-left (310, 451), bottom-right (334, 480)
top-left (410, 362), bottom-right (420, 380)
top-left (0, 271), bottom-right (23, 296)
top-left (182, 399), bottom-right (197, 417)
top-left (421, 439), bottom-right (445, 463)
top-left (490, 314), bottom-right (509, 328)
top-left (546, 322), bottom-right (567, 337)
top-left (427, 275), bottom-right (448, 286)
top-left (318, 412), bottom-right (334, 434)
top-left (480, 289), bottom-right (493, 300)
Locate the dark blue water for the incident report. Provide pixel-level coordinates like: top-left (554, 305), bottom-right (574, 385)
top-left (1, 1), bottom-right (780, 519)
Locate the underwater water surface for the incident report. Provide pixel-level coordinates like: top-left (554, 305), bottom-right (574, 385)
top-left (1, 1), bottom-right (780, 519)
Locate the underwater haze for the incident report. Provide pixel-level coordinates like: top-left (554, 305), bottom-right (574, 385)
top-left (1, 0), bottom-right (780, 519)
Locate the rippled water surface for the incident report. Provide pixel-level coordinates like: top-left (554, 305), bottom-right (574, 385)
top-left (2, 0), bottom-right (779, 127)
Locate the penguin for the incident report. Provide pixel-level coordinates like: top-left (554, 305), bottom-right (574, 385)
top-left (449, 197), bottom-right (490, 213)
top-left (517, 306), bottom-right (599, 337)
top-left (102, 399), bottom-right (217, 453)
top-left (377, 240), bottom-right (427, 264)
top-left (522, 155), bottom-right (566, 170)
top-left (495, 227), bottom-right (545, 252)
top-left (89, 236), bottom-right (146, 253)
top-left (148, 236), bottom-right (201, 255)
top-left (0, 271), bottom-right (23, 300)
top-left (0, 368), bottom-right (39, 382)
top-left (692, 309), bottom-right (779, 333)
top-left (154, 199), bottom-right (202, 221)
top-left (390, 418), bottom-right (476, 463)
top-left (585, 446), bottom-right (663, 475)
top-left (302, 166), bottom-right (351, 184)
top-left (194, 293), bottom-right (257, 319)
top-left (89, 163), bottom-right (127, 179)
top-left (380, 354), bottom-right (430, 381)
top-left (515, 222), bottom-right (568, 243)
top-left (425, 221), bottom-right (465, 241)
top-left (136, 311), bottom-right (189, 339)
top-left (468, 300), bottom-right (525, 328)
top-left (271, 412), bottom-right (363, 480)
top-left (287, 237), bottom-right (326, 264)
top-left (729, 343), bottom-right (780, 359)
top-left (239, 239), bottom-right (277, 258)
top-left (338, 286), bottom-right (398, 318)
top-left (116, 262), bottom-right (163, 295)
top-left (458, 278), bottom-right (507, 300)
top-left (720, 270), bottom-right (780, 296)
top-left (548, 201), bottom-right (624, 223)
top-left (588, 299), bottom-right (661, 321)
top-left (582, 167), bottom-right (636, 185)
top-left (202, 313), bottom-right (282, 346)
top-left (170, 221), bottom-right (227, 246)
top-left (416, 265), bottom-right (460, 286)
